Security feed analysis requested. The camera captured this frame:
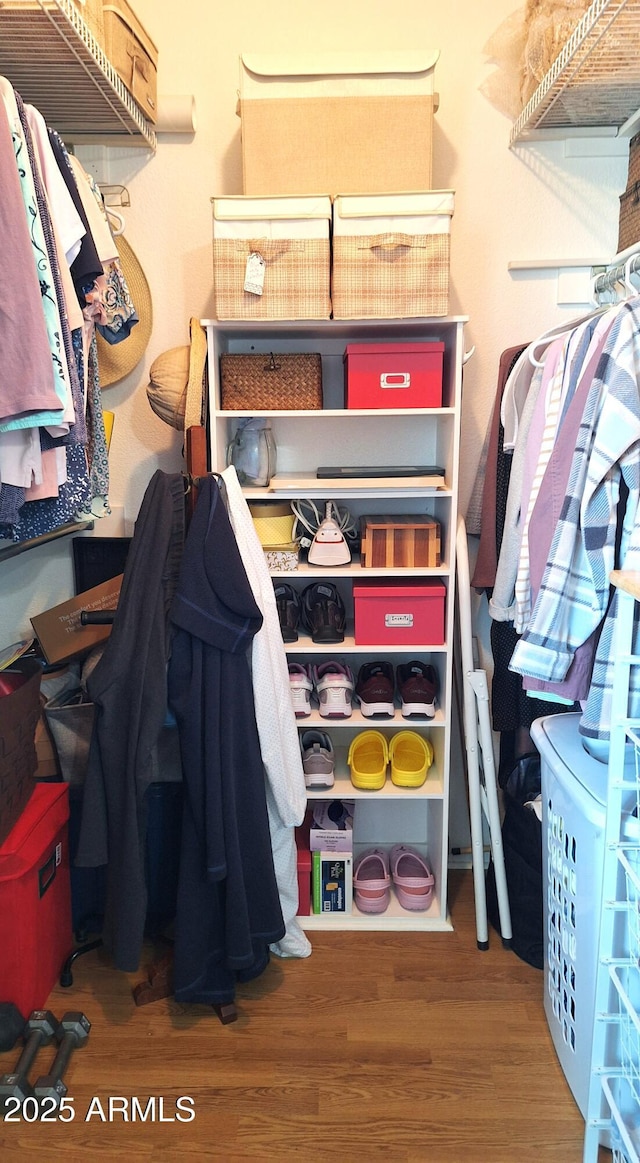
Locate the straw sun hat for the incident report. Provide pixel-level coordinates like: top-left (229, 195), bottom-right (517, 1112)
top-left (96, 235), bottom-right (153, 388)
top-left (146, 317), bottom-right (208, 431)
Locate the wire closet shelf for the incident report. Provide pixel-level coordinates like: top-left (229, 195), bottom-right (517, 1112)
top-left (0, 0), bottom-right (156, 147)
top-left (511, 0), bottom-right (640, 145)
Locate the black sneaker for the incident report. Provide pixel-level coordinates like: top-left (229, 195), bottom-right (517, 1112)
top-left (300, 582), bottom-right (346, 644)
top-left (273, 582), bottom-right (300, 643)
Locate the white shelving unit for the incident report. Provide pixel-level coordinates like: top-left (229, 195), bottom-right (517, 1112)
top-left (204, 315), bottom-right (467, 932)
top-left (510, 0), bottom-right (640, 146)
top-left (583, 571), bottom-right (640, 1163)
top-left (0, 0), bottom-right (156, 148)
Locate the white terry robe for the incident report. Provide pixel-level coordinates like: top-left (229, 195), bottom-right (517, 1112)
top-left (222, 465), bottom-right (311, 959)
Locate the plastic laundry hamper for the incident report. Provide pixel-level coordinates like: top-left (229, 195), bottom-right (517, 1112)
top-left (531, 713), bottom-right (639, 1120)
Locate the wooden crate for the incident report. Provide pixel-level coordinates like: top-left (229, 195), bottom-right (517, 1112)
top-left (360, 515), bottom-right (441, 568)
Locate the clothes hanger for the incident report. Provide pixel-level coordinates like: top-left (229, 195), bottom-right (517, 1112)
top-left (528, 305), bottom-right (610, 368)
top-left (106, 207), bottom-right (125, 237)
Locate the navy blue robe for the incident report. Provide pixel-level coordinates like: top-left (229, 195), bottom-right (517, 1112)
top-left (168, 476), bottom-right (284, 1004)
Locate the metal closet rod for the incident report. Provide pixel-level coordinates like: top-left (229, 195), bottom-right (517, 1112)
top-left (592, 248), bottom-right (640, 298)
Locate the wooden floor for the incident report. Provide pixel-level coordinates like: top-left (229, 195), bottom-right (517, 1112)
top-left (0, 870), bottom-right (606, 1162)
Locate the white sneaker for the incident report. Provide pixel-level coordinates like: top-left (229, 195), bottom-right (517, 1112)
top-left (312, 661), bottom-right (354, 719)
top-left (300, 730), bottom-right (335, 789)
top-left (288, 663), bottom-right (313, 717)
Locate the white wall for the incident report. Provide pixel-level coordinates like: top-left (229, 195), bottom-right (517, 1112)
top-left (2, 0), bottom-right (628, 644)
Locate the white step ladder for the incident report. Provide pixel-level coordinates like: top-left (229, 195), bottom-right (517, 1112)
top-left (455, 515), bottom-right (512, 949)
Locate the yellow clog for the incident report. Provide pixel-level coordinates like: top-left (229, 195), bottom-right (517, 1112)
top-left (388, 731), bottom-right (433, 788)
top-left (347, 730), bottom-right (389, 791)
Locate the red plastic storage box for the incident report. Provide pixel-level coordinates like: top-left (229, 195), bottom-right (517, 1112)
top-left (344, 342), bottom-right (444, 409)
top-left (353, 580), bottom-right (446, 645)
top-left (0, 782), bottom-right (72, 1016)
top-left (295, 813), bottom-right (312, 916)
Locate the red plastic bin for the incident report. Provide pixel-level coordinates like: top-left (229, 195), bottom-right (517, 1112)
top-left (0, 782), bottom-right (72, 1016)
top-left (344, 342), bottom-right (444, 409)
top-left (353, 580), bottom-right (446, 646)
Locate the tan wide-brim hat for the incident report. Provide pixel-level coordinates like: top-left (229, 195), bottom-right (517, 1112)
top-left (96, 235), bottom-right (153, 388)
top-left (146, 317), bottom-right (207, 430)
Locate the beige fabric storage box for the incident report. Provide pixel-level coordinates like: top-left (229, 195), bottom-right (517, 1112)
top-left (212, 195), bottom-right (332, 321)
top-left (332, 190), bottom-right (454, 320)
top-left (4, 1), bottom-right (104, 44)
top-left (102, 0), bottom-right (158, 123)
top-left (74, 0), bottom-right (104, 44)
top-left (238, 51), bottom-right (439, 196)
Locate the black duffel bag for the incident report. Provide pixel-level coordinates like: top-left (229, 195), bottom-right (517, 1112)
top-left (486, 752), bottom-right (543, 970)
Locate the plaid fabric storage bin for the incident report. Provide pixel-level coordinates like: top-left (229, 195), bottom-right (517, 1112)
top-left (212, 195), bottom-right (332, 320)
top-left (332, 190), bottom-right (454, 319)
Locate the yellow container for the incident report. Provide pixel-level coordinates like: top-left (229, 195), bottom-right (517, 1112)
top-left (248, 500), bottom-right (295, 548)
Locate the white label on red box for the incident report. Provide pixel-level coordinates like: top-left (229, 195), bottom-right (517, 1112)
top-left (385, 613), bottom-right (414, 626)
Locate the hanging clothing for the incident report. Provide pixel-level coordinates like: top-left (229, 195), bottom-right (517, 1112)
top-left (471, 345), bottom-right (575, 742)
top-left (75, 470), bottom-right (185, 971)
top-left (222, 464), bottom-right (310, 960)
top-left (168, 475), bottom-right (284, 1005)
top-left (0, 77), bottom-right (70, 435)
top-left (471, 344), bottom-right (527, 590)
top-left (510, 298), bottom-right (640, 743)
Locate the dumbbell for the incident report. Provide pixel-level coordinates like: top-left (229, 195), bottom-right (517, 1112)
top-left (0, 1003), bottom-right (26, 1053)
top-left (0, 1011), bottom-right (62, 1113)
top-left (34, 1012), bottom-right (90, 1108)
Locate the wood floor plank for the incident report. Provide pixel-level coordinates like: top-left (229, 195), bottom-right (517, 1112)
top-left (0, 870), bottom-right (610, 1162)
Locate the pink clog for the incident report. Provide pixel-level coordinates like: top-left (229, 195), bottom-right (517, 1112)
top-left (353, 848), bottom-right (391, 914)
top-left (390, 844), bottom-right (435, 912)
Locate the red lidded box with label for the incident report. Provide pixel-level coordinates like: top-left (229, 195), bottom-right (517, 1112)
top-left (0, 782), bottom-right (72, 1016)
top-left (344, 342), bottom-right (444, 409)
top-left (353, 580), bottom-right (446, 645)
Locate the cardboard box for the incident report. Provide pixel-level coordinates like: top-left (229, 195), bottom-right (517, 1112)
top-left (353, 580), bottom-right (446, 646)
top-left (35, 713), bottom-right (61, 780)
top-left (30, 575), bottom-right (122, 665)
top-left (360, 515), bottom-right (441, 569)
top-left (238, 51), bottom-right (439, 196)
top-left (310, 799), bottom-right (354, 853)
top-left (332, 191), bottom-right (454, 320)
top-left (212, 195), bottom-right (331, 321)
top-left (344, 342), bottom-right (444, 409)
top-left (312, 851), bottom-right (353, 914)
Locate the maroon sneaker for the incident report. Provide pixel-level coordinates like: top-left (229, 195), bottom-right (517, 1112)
top-left (355, 661), bottom-right (395, 718)
top-left (396, 661), bottom-right (438, 718)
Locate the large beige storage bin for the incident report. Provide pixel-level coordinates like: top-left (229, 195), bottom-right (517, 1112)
top-left (102, 0), bottom-right (158, 123)
top-left (212, 195), bottom-right (332, 321)
top-left (238, 51), bottom-right (439, 197)
top-left (332, 190), bottom-right (455, 320)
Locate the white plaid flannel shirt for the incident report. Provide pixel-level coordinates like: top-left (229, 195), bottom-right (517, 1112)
top-left (510, 300), bottom-right (640, 739)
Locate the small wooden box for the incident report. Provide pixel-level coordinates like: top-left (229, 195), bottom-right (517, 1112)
top-left (360, 515), bottom-right (441, 568)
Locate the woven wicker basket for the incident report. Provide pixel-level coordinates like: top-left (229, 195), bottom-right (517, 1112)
top-left (618, 131), bottom-right (640, 253)
top-left (0, 659), bottom-right (42, 847)
top-left (220, 352), bottom-right (322, 411)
